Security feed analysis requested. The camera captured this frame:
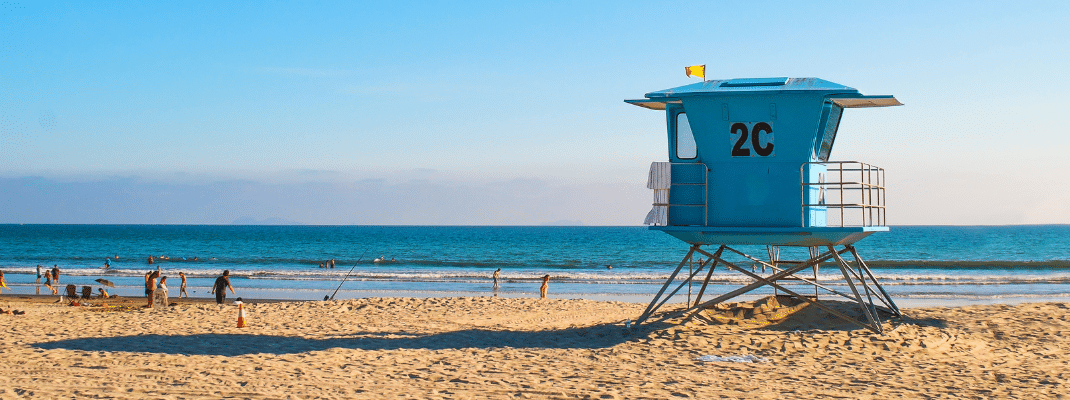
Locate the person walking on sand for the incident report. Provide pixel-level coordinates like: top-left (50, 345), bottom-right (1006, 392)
top-left (540, 274), bottom-right (549, 299)
top-left (0, 270), bottom-right (8, 293)
top-left (493, 268), bottom-right (501, 287)
top-left (211, 270), bottom-right (235, 304)
top-left (44, 270), bottom-right (56, 295)
top-left (178, 272), bottom-right (189, 298)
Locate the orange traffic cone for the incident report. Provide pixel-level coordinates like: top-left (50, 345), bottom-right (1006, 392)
top-left (236, 302), bottom-right (248, 328)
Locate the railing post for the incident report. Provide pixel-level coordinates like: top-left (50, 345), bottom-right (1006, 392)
top-left (800, 161), bottom-right (886, 228)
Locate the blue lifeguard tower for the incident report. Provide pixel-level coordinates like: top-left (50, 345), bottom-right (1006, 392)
top-left (627, 77), bottom-right (902, 333)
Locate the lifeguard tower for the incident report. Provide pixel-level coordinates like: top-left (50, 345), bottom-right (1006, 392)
top-left (627, 77), bottom-right (902, 333)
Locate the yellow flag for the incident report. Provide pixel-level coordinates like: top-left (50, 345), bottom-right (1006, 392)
top-left (685, 65), bottom-right (705, 79)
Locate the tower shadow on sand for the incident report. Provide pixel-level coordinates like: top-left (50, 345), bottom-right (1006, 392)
top-left (33, 321), bottom-right (674, 357)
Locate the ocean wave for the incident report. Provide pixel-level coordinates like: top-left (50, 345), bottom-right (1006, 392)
top-left (862, 260), bottom-right (1070, 269)
top-left (6, 254), bottom-right (1070, 272)
top-left (3, 265), bottom-right (1070, 287)
top-left (896, 293), bottom-right (1070, 300)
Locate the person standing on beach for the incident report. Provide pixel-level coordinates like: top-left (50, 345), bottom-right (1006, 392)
top-left (211, 270), bottom-right (235, 304)
top-left (154, 276), bottom-right (169, 307)
top-left (51, 265), bottom-right (60, 285)
top-left (178, 272), bottom-right (189, 298)
top-left (540, 274), bottom-right (549, 299)
top-left (145, 266), bottom-right (160, 308)
top-left (493, 268), bottom-right (501, 287)
top-left (0, 271), bottom-right (8, 293)
top-left (144, 272), bottom-right (151, 297)
top-left (36, 265), bottom-right (42, 294)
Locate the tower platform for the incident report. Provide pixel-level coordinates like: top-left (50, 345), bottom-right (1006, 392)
top-left (650, 226), bottom-right (888, 247)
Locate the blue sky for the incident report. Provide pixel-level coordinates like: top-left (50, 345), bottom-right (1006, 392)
top-left (2, 1), bottom-right (1068, 225)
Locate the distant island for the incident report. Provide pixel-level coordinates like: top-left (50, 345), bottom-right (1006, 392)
top-left (540, 220), bottom-right (584, 226)
top-left (230, 217), bottom-right (304, 225)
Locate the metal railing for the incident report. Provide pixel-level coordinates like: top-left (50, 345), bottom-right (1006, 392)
top-left (800, 161), bottom-right (886, 227)
top-left (649, 162), bottom-right (708, 226)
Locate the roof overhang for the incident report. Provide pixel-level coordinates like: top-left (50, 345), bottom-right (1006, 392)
top-left (829, 95), bottom-right (903, 108)
top-left (624, 99), bottom-right (680, 110)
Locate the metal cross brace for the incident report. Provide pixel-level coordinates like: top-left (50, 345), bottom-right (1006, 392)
top-left (636, 244), bottom-right (901, 334)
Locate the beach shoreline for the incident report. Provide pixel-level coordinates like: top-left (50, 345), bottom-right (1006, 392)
top-left (5, 289), bottom-right (1068, 310)
top-left (1, 294), bottom-right (1067, 398)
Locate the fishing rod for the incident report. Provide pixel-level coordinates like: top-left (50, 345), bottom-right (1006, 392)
top-left (328, 249), bottom-right (369, 301)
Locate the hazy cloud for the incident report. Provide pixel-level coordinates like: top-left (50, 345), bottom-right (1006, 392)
top-left (0, 176), bottom-right (649, 226)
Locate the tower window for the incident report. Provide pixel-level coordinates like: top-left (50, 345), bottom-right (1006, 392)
top-left (676, 113), bottom-right (696, 159)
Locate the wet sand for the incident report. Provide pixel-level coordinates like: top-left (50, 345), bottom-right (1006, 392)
top-left (0, 294), bottom-right (1067, 399)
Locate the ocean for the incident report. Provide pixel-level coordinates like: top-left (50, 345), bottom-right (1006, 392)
top-left (1, 225), bottom-right (1068, 307)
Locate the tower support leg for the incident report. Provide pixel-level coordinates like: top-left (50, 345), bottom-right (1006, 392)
top-left (636, 246), bottom-right (695, 325)
top-left (637, 243), bottom-right (899, 334)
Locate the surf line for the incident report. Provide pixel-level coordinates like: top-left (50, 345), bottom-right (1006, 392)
top-left (328, 250), bottom-right (369, 301)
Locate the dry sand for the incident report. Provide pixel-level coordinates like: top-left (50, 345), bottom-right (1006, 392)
top-left (0, 294), bottom-right (1068, 399)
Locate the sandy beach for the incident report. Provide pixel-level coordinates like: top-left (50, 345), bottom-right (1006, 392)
top-left (0, 294), bottom-right (1067, 399)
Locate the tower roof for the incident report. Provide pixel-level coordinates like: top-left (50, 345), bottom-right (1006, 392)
top-left (647, 77), bottom-right (856, 98)
top-left (626, 77), bottom-right (900, 110)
